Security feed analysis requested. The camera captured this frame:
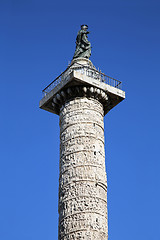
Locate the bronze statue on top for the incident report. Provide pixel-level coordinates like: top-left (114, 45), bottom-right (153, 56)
top-left (73, 25), bottom-right (91, 59)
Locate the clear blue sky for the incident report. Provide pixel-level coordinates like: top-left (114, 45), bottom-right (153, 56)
top-left (0, 0), bottom-right (160, 239)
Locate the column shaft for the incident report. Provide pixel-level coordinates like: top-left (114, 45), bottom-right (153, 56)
top-left (59, 97), bottom-right (108, 240)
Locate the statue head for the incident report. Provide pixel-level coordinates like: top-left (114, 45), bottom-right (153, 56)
top-left (81, 25), bottom-right (88, 30)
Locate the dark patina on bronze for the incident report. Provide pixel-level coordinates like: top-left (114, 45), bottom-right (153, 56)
top-left (73, 25), bottom-right (91, 59)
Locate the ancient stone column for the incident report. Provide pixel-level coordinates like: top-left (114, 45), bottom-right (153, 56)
top-left (39, 58), bottom-right (125, 240)
top-left (59, 94), bottom-right (108, 240)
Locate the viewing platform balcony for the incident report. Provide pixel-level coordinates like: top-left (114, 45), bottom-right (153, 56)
top-left (39, 60), bottom-right (125, 115)
top-left (42, 62), bottom-right (122, 98)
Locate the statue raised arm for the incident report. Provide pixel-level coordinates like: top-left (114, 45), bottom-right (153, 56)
top-left (73, 25), bottom-right (91, 59)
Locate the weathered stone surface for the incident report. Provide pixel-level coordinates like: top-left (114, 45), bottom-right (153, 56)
top-left (59, 97), bottom-right (108, 240)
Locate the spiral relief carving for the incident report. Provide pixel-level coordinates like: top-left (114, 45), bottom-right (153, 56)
top-left (58, 96), bottom-right (108, 240)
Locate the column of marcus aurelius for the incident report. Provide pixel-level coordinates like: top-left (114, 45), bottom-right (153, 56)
top-left (39, 26), bottom-right (125, 240)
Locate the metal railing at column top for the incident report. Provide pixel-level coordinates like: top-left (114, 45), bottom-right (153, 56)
top-left (42, 62), bottom-right (122, 97)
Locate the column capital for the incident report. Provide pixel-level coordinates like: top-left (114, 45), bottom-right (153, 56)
top-left (52, 85), bottom-right (110, 115)
top-left (39, 60), bottom-right (125, 116)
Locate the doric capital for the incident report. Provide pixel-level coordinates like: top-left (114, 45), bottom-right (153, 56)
top-left (39, 58), bottom-right (125, 116)
top-left (52, 85), bottom-right (110, 115)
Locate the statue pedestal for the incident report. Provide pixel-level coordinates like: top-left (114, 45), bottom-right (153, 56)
top-left (71, 57), bottom-right (93, 67)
